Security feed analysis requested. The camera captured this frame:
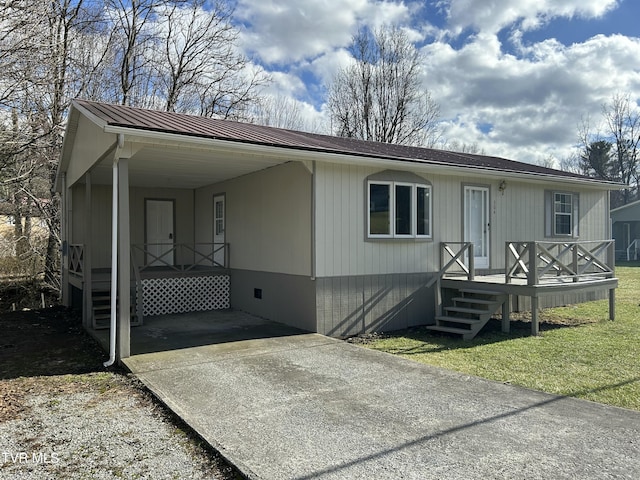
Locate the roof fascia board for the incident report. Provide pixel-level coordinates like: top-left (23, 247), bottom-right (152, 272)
top-left (104, 124), bottom-right (624, 191)
top-left (610, 198), bottom-right (640, 213)
top-left (73, 99), bottom-right (109, 130)
top-left (56, 105), bottom-right (83, 191)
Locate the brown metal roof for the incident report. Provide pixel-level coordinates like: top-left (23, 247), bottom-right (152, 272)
top-left (72, 99), bottom-right (608, 183)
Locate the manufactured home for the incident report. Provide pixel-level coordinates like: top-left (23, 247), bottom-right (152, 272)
top-left (57, 100), bottom-right (620, 359)
top-left (611, 199), bottom-right (640, 261)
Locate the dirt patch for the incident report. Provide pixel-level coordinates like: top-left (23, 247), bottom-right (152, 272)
top-left (0, 302), bottom-right (242, 479)
top-left (345, 331), bottom-right (392, 345)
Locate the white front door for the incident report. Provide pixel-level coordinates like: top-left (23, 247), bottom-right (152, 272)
top-left (146, 199), bottom-right (174, 266)
top-left (464, 186), bottom-right (490, 269)
top-left (213, 195), bottom-right (225, 267)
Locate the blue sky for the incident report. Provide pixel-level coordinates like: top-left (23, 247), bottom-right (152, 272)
top-left (233, 0), bottom-right (640, 165)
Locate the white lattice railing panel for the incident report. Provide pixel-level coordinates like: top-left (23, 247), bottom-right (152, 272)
top-left (142, 275), bottom-right (230, 316)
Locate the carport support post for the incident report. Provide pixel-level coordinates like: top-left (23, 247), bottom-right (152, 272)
top-left (117, 157), bottom-right (131, 360)
top-left (83, 172), bottom-right (93, 329)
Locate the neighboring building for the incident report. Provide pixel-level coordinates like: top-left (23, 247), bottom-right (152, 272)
top-left (56, 100), bottom-right (621, 359)
top-left (611, 199), bottom-right (640, 260)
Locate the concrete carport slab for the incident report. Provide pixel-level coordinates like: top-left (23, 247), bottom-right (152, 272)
top-left (122, 313), bottom-right (640, 480)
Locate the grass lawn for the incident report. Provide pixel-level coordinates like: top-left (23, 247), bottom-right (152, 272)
top-left (362, 265), bottom-right (640, 411)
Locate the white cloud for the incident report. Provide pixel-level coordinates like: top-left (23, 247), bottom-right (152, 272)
top-left (236, 0), bottom-right (410, 65)
top-left (442, 0), bottom-right (619, 36)
top-left (235, 0), bottom-right (640, 166)
top-left (422, 29), bottom-right (640, 163)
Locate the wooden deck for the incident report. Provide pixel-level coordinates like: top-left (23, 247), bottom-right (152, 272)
top-left (432, 240), bottom-right (618, 336)
top-left (440, 273), bottom-right (618, 335)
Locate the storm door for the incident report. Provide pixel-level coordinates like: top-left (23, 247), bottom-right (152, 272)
top-left (464, 186), bottom-right (490, 269)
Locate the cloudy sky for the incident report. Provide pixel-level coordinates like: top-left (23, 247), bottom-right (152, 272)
top-left (232, 0), bottom-right (640, 166)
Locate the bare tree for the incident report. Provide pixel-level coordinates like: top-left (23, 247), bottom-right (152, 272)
top-left (156, 0), bottom-right (262, 114)
top-left (603, 93), bottom-right (640, 205)
top-left (577, 94), bottom-right (640, 207)
top-left (444, 140), bottom-right (485, 155)
top-left (0, 0), bottom-right (105, 289)
top-left (559, 152), bottom-right (583, 174)
top-left (327, 25), bottom-right (441, 147)
top-left (252, 95), bottom-right (305, 130)
top-left (103, 0), bottom-right (168, 107)
top-left (1, 0), bottom-right (269, 293)
top-left (100, 0), bottom-right (268, 117)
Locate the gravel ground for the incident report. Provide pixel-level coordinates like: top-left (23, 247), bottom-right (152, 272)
top-left (0, 305), bottom-right (242, 480)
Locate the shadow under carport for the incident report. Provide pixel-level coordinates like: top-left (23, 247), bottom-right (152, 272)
top-left (91, 310), bottom-right (310, 356)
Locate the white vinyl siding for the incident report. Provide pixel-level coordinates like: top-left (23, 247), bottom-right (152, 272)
top-left (315, 164), bottom-right (439, 277)
top-left (195, 161), bottom-right (312, 276)
top-left (67, 158), bottom-right (610, 280)
top-left (314, 163), bottom-right (609, 277)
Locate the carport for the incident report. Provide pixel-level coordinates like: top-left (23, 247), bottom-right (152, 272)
top-left (57, 100), bottom-right (296, 362)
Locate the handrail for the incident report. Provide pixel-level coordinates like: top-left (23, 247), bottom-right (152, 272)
top-left (69, 244), bottom-right (84, 276)
top-left (506, 240), bottom-right (614, 285)
top-left (131, 242), bottom-right (229, 272)
top-left (130, 250), bottom-right (144, 322)
top-left (426, 242), bottom-right (474, 288)
top-left (627, 239), bottom-right (640, 261)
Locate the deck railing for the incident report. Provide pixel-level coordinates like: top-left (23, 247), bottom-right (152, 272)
top-left (506, 240), bottom-right (615, 285)
top-left (130, 242), bottom-right (229, 273)
top-left (426, 242), bottom-right (474, 288)
top-left (69, 244), bottom-right (84, 276)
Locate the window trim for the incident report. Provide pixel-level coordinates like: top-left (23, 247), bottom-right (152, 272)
top-left (545, 190), bottom-right (579, 238)
top-left (553, 192), bottom-right (573, 236)
top-left (367, 180), bottom-right (432, 239)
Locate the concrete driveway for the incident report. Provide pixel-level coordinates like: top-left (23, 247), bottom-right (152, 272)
top-left (123, 312), bottom-right (640, 479)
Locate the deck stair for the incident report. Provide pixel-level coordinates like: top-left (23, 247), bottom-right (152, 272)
top-left (92, 289), bottom-right (141, 329)
top-left (427, 288), bottom-right (507, 340)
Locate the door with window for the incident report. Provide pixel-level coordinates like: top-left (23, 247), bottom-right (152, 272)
top-left (464, 186), bottom-right (490, 269)
top-left (213, 195), bottom-right (225, 267)
top-left (146, 199), bottom-right (174, 266)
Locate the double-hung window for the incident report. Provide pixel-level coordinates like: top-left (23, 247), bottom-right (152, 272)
top-left (545, 190), bottom-right (579, 237)
top-left (553, 192), bottom-right (573, 236)
top-left (368, 181), bottom-right (431, 238)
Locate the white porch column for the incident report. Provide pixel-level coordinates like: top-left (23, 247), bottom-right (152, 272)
top-left (117, 157), bottom-right (131, 360)
top-left (83, 172), bottom-right (93, 329)
top-left (60, 173), bottom-right (70, 306)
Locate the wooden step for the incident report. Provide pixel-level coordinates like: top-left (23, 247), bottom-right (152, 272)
top-left (426, 325), bottom-right (477, 339)
top-left (436, 316), bottom-right (483, 325)
top-left (445, 306), bottom-right (490, 315)
top-left (452, 297), bottom-right (497, 305)
top-left (458, 288), bottom-right (504, 297)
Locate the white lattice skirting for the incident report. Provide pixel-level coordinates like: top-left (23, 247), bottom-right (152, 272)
top-left (142, 275), bottom-right (230, 316)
